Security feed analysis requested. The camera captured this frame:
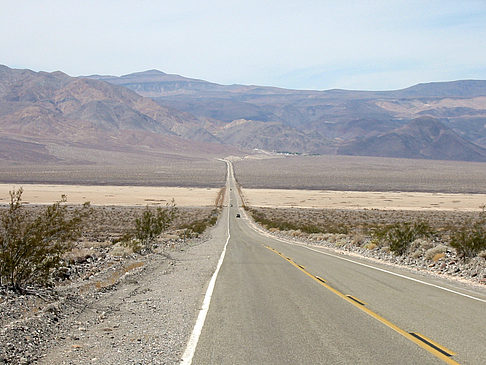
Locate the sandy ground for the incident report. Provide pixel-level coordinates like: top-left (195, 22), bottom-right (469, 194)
top-left (0, 184), bottom-right (219, 206)
top-left (3, 183), bottom-right (485, 211)
top-left (242, 188), bottom-right (486, 211)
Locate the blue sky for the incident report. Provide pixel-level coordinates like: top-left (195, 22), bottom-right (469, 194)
top-left (1, 0), bottom-right (486, 90)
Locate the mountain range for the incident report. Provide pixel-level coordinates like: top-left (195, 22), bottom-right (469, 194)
top-left (0, 65), bottom-right (233, 164)
top-left (90, 69), bottom-right (486, 161)
top-left (1, 64), bottom-right (486, 163)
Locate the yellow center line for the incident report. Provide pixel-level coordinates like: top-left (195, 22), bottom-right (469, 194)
top-left (264, 245), bottom-right (460, 365)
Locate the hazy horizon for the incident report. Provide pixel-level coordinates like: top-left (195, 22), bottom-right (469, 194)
top-left (1, 1), bottom-right (486, 91)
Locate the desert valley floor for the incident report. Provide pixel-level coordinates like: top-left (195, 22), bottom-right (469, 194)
top-left (2, 183), bottom-right (486, 212)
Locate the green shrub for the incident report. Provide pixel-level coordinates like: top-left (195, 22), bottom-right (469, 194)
top-left (178, 209), bottom-right (219, 236)
top-left (450, 212), bottom-right (486, 259)
top-left (247, 208), bottom-right (348, 234)
top-left (125, 200), bottom-right (178, 253)
top-left (373, 221), bottom-right (432, 256)
top-left (0, 188), bottom-right (91, 291)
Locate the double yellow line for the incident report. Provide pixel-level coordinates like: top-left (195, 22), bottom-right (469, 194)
top-left (264, 245), bottom-right (459, 365)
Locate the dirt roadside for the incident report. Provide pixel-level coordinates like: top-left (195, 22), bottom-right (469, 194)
top-left (30, 217), bottom-right (228, 364)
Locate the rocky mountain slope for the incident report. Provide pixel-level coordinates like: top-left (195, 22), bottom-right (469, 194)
top-left (2, 64), bottom-right (486, 163)
top-left (338, 117), bottom-right (486, 161)
top-left (0, 65), bottom-right (234, 164)
top-left (91, 70), bottom-right (486, 161)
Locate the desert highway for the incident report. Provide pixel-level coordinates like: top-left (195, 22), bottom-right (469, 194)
top-left (183, 161), bottom-right (486, 364)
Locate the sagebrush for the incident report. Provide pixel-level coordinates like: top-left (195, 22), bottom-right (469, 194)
top-left (247, 207), bottom-right (348, 234)
top-left (372, 221), bottom-right (432, 255)
top-left (178, 209), bottom-right (219, 236)
top-left (0, 188), bottom-right (91, 291)
top-left (450, 210), bottom-right (486, 259)
top-left (123, 200), bottom-right (178, 253)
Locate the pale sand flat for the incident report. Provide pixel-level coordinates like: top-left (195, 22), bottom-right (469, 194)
top-left (0, 184), bottom-right (219, 206)
top-left (243, 188), bottom-right (486, 211)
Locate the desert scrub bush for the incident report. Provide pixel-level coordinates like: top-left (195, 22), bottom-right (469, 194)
top-left (409, 238), bottom-right (432, 259)
top-left (247, 208), bottom-right (348, 234)
top-left (364, 240), bottom-right (378, 250)
top-left (0, 188), bottom-right (91, 291)
top-left (351, 233), bottom-right (366, 246)
top-left (424, 244), bottom-right (448, 260)
top-left (450, 210), bottom-right (486, 259)
top-left (178, 209), bottom-right (219, 237)
top-left (124, 200), bottom-right (178, 253)
top-left (372, 221), bottom-right (433, 256)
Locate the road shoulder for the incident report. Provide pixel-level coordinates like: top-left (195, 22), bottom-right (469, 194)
top-left (38, 223), bottom-right (227, 365)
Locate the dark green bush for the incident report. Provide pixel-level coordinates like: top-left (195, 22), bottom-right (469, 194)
top-left (450, 212), bottom-right (486, 259)
top-left (373, 221), bottom-right (432, 256)
top-left (125, 200), bottom-right (178, 252)
top-left (0, 188), bottom-right (91, 291)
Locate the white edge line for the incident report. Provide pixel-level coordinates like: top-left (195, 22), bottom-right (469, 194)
top-left (301, 244), bottom-right (486, 304)
top-left (180, 162), bottom-right (231, 364)
top-left (243, 206), bottom-right (486, 304)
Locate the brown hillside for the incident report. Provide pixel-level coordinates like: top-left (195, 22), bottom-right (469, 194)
top-left (0, 65), bottom-right (236, 164)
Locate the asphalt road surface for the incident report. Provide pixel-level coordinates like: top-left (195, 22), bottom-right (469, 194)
top-left (187, 161), bottom-right (486, 365)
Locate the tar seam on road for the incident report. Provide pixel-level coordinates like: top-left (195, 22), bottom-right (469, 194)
top-left (409, 332), bottom-right (456, 357)
top-left (180, 162), bottom-right (232, 365)
top-left (265, 245), bottom-right (461, 365)
top-left (346, 295), bottom-right (367, 306)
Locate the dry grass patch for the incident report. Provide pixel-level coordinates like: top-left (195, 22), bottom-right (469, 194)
top-left (433, 253), bottom-right (446, 262)
top-left (93, 261), bottom-right (145, 290)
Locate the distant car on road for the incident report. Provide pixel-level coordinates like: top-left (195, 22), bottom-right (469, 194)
top-left (236, 213), bottom-right (241, 218)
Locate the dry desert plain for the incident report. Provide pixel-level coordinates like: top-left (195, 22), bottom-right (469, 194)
top-left (241, 189), bottom-right (486, 211)
top-left (0, 184), bottom-right (220, 207)
top-left (233, 154), bottom-right (486, 193)
top-left (0, 157), bottom-right (227, 188)
top-left (3, 155), bottom-right (486, 211)
top-left (1, 185), bottom-right (485, 213)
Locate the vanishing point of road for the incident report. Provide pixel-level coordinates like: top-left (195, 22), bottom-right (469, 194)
top-left (183, 161), bottom-right (486, 365)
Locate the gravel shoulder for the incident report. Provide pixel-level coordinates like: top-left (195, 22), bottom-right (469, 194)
top-left (0, 205), bottom-right (227, 365)
top-left (36, 218), bottom-right (227, 365)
